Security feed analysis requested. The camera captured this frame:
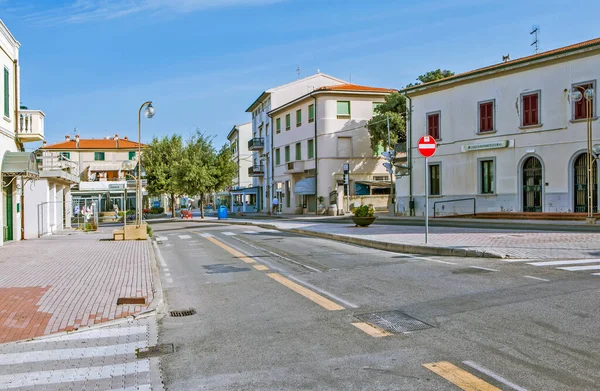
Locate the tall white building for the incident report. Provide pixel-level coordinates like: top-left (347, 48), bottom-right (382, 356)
top-left (398, 37), bottom-right (600, 216)
top-left (245, 73), bottom-right (346, 212)
top-left (226, 122), bottom-right (257, 212)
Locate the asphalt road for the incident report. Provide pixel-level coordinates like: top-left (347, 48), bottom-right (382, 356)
top-left (152, 221), bottom-right (600, 390)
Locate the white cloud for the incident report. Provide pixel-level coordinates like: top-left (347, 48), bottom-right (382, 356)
top-left (23, 0), bottom-right (285, 25)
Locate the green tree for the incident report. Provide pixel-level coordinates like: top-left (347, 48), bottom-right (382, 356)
top-left (406, 69), bottom-right (455, 87)
top-left (142, 135), bottom-right (183, 218)
top-left (367, 92), bottom-right (407, 152)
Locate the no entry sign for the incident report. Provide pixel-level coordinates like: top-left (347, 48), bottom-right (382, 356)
top-left (418, 136), bottom-right (437, 158)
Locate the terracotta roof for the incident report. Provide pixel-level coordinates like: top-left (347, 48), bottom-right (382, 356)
top-left (403, 37), bottom-right (600, 93)
top-left (42, 138), bottom-right (146, 150)
top-left (316, 84), bottom-right (397, 93)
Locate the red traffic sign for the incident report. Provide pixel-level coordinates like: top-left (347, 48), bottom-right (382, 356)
top-left (418, 136), bottom-right (437, 158)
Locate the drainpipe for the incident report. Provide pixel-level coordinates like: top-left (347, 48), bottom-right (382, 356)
top-left (406, 94), bottom-right (414, 216)
top-left (14, 59), bottom-right (25, 240)
top-left (312, 94), bottom-right (318, 214)
top-left (268, 113), bottom-right (274, 213)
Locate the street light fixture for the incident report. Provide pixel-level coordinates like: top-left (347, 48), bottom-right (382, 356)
top-left (137, 101), bottom-right (155, 227)
top-left (572, 86), bottom-right (596, 223)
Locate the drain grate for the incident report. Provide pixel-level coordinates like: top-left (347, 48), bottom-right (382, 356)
top-left (169, 309), bottom-right (196, 317)
top-left (136, 343), bottom-right (174, 358)
top-left (355, 310), bottom-right (433, 334)
top-left (203, 264), bottom-right (250, 274)
top-left (117, 297), bottom-right (146, 305)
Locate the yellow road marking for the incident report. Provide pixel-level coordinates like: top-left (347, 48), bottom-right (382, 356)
top-left (206, 236), bottom-right (256, 264)
top-left (351, 322), bottom-right (392, 337)
top-left (266, 273), bottom-right (345, 311)
top-left (423, 361), bottom-right (502, 391)
top-left (253, 264), bottom-right (269, 271)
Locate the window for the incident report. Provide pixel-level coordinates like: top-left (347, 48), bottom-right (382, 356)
top-left (230, 141), bottom-right (237, 154)
top-left (478, 100), bottom-right (494, 133)
top-left (308, 104), bottom-right (315, 122)
top-left (286, 181), bottom-right (291, 208)
top-left (429, 164), bottom-right (440, 196)
top-left (296, 109), bottom-right (302, 127)
top-left (427, 112), bottom-right (440, 139)
top-left (94, 152), bottom-right (105, 161)
top-left (3, 68), bottom-right (9, 117)
top-left (521, 92), bottom-right (540, 126)
top-left (59, 152), bottom-right (70, 160)
top-left (275, 148), bottom-right (281, 165)
top-left (128, 151), bottom-right (137, 160)
top-left (285, 114), bottom-right (291, 130)
top-left (573, 82), bottom-right (595, 120)
top-left (337, 101), bottom-right (350, 118)
top-left (276, 118), bottom-right (281, 133)
top-left (480, 159), bottom-right (495, 194)
top-left (337, 137), bottom-right (352, 157)
top-left (308, 139), bottom-right (314, 159)
top-left (373, 102), bottom-right (382, 115)
top-left (295, 142), bottom-right (301, 160)
top-left (285, 145), bottom-right (290, 162)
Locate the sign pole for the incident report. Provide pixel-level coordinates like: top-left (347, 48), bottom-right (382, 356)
top-left (425, 157), bottom-right (428, 244)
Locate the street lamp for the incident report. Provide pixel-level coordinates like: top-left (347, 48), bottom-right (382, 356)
top-left (137, 101), bottom-right (155, 226)
top-left (572, 86), bottom-right (596, 223)
top-left (121, 160), bottom-right (136, 227)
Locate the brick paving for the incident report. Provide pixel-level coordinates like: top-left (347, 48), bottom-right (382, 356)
top-left (0, 231), bottom-right (154, 344)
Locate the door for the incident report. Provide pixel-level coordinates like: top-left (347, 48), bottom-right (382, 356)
top-left (573, 153), bottom-right (598, 213)
top-left (4, 189), bottom-right (13, 241)
top-left (522, 157), bottom-right (543, 212)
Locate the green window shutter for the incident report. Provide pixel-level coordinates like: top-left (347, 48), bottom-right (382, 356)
top-left (4, 68), bottom-right (9, 117)
top-left (94, 152), bottom-right (105, 161)
top-left (129, 151), bottom-right (136, 160)
top-left (285, 114), bottom-right (291, 130)
top-left (337, 101), bottom-right (350, 116)
top-left (276, 149), bottom-right (280, 165)
top-left (308, 104), bottom-right (315, 121)
top-left (285, 146), bottom-right (290, 162)
top-left (308, 139), bottom-right (314, 159)
top-left (296, 110), bottom-right (302, 126)
top-left (276, 118), bottom-right (281, 132)
top-left (59, 152), bottom-right (70, 160)
top-left (295, 143), bottom-right (301, 160)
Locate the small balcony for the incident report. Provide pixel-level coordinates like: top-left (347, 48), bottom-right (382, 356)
top-left (248, 165), bottom-right (264, 177)
top-left (37, 153), bottom-right (80, 184)
top-left (248, 137), bottom-right (265, 150)
top-left (18, 110), bottom-right (45, 142)
top-left (285, 161), bottom-right (305, 174)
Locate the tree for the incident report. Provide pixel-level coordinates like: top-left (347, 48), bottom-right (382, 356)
top-left (367, 92), bottom-right (407, 151)
top-left (142, 135), bottom-right (184, 218)
top-left (405, 69), bottom-right (455, 87)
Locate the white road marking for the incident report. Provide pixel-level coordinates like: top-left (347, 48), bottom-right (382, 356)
top-left (259, 229), bottom-right (279, 233)
top-left (222, 232), bottom-right (237, 236)
top-left (469, 266), bottom-right (499, 272)
top-left (392, 252), bottom-right (457, 265)
top-left (164, 243), bottom-right (172, 247)
top-left (165, 273), bottom-right (171, 277)
top-left (0, 361), bottom-right (150, 388)
top-left (156, 236), bottom-right (168, 242)
top-left (178, 235), bottom-right (192, 239)
top-left (244, 231), bottom-right (259, 234)
top-left (557, 264), bottom-right (600, 271)
top-left (462, 360), bottom-right (528, 391)
top-left (163, 268), bottom-right (169, 272)
top-left (199, 233), bottom-right (214, 238)
top-left (501, 259), bottom-right (535, 263)
top-left (0, 342), bottom-right (147, 365)
top-left (524, 275), bottom-right (550, 282)
top-left (593, 273), bottom-right (600, 276)
top-left (28, 326), bottom-right (147, 343)
top-left (285, 275), bottom-right (359, 309)
top-left (166, 278), bottom-right (173, 283)
top-left (528, 259), bottom-right (600, 267)
top-left (153, 242), bottom-right (168, 268)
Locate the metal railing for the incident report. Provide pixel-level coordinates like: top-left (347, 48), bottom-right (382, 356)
top-left (433, 198), bottom-right (476, 218)
top-left (37, 153), bottom-right (80, 176)
top-left (248, 138), bottom-right (265, 149)
top-left (248, 165), bottom-right (265, 176)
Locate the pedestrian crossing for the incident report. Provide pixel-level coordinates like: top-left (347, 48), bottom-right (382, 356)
top-left (504, 258), bottom-right (600, 276)
top-left (158, 229), bottom-right (280, 242)
top-left (0, 318), bottom-right (159, 390)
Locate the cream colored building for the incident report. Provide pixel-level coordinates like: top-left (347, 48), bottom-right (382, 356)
top-left (398, 37), bottom-right (600, 216)
top-left (268, 84), bottom-right (396, 214)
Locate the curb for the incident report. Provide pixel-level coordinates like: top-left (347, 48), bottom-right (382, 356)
top-left (146, 237), bottom-right (165, 317)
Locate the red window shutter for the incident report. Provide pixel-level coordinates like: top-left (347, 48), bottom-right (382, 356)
top-left (531, 94), bottom-right (538, 124)
top-left (428, 114), bottom-right (439, 139)
top-left (480, 102), bottom-right (493, 132)
top-left (434, 114), bottom-right (439, 139)
top-left (523, 95), bottom-right (530, 125)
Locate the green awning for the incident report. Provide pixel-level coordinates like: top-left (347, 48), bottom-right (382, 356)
top-left (1, 152), bottom-right (39, 177)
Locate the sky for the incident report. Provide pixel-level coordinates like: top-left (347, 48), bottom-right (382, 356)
top-left (1, 0), bottom-right (599, 149)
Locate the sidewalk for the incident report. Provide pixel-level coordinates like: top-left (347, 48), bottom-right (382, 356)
top-left (0, 229), bottom-right (155, 344)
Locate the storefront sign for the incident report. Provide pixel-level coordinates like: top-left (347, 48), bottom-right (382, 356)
top-left (462, 140), bottom-right (509, 152)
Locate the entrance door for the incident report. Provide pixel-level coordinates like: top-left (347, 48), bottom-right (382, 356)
top-left (522, 157), bottom-right (543, 212)
top-left (573, 153), bottom-right (598, 213)
top-left (4, 190), bottom-right (13, 241)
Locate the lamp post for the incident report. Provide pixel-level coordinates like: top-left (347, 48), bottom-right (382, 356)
top-left (572, 86), bottom-right (596, 223)
top-left (121, 160), bottom-right (137, 228)
top-left (137, 101), bottom-right (155, 227)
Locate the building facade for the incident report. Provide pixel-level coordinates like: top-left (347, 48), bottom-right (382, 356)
top-left (224, 122), bottom-right (259, 212)
top-left (398, 37), bottom-right (600, 216)
top-left (245, 73), bottom-right (347, 213)
top-left (268, 84), bottom-right (395, 214)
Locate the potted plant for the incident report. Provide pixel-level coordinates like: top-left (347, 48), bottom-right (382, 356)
top-left (351, 204), bottom-right (376, 227)
top-left (317, 196), bottom-right (326, 215)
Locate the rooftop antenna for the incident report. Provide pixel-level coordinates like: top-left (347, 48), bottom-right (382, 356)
top-left (296, 66), bottom-right (301, 80)
top-left (502, 54), bottom-right (511, 62)
top-left (530, 26), bottom-right (539, 54)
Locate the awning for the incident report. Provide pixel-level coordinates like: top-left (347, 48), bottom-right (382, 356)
top-left (230, 186), bottom-right (261, 196)
top-left (355, 180), bottom-right (391, 187)
top-left (88, 163), bottom-right (122, 172)
top-left (294, 177), bottom-right (315, 195)
top-left (1, 152), bottom-right (39, 178)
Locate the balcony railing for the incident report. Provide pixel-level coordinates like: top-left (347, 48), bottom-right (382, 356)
top-left (18, 110), bottom-right (45, 142)
top-left (248, 165), bottom-right (265, 177)
top-left (37, 153), bottom-right (80, 176)
top-left (248, 137), bottom-right (265, 150)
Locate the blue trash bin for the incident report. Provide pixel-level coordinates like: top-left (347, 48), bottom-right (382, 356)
top-left (218, 205), bottom-right (228, 220)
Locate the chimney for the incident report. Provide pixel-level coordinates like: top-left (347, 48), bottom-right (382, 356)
top-left (124, 136), bottom-right (128, 140)
top-left (75, 134), bottom-right (80, 148)
top-left (114, 133), bottom-right (119, 148)
top-left (43, 140), bottom-right (47, 147)
top-left (65, 135), bottom-right (70, 142)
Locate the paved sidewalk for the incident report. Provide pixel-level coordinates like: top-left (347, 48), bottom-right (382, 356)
top-left (0, 230), bottom-right (155, 344)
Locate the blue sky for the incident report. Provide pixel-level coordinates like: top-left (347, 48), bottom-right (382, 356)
top-left (2, 0), bottom-right (599, 149)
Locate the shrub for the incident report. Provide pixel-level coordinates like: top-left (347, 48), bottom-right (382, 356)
top-left (352, 204), bottom-right (374, 217)
top-left (146, 224), bottom-right (153, 237)
top-left (149, 207), bottom-right (164, 214)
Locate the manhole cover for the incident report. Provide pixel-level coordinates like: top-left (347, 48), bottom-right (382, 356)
top-left (136, 343), bottom-right (174, 358)
top-left (117, 297), bottom-right (146, 305)
top-left (355, 310), bottom-right (433, 334)
top-left (203, 264), bottom-right (250, 274)
top-left (452, 268), bottom-right (492, 275)
top-left (169, 309), bottom-right (196, 317)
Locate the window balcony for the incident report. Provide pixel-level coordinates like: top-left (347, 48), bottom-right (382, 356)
top-left (248, 137), bottom-right (265, 150)
top-left (18, 110), bottom-right (45, 142)
top-left (285, 161), bottom-right (305, 174)
top-left (248, 165), bottom-right (265, 177)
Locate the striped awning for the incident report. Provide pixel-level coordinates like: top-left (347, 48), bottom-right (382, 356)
top-left (1, 152), bottom-right (39, 177)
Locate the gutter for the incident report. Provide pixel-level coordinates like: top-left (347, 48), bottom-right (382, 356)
top-left (312, 93), bottom-right (318, 214)
top-left (406, 94), bottom-right (414, 216)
